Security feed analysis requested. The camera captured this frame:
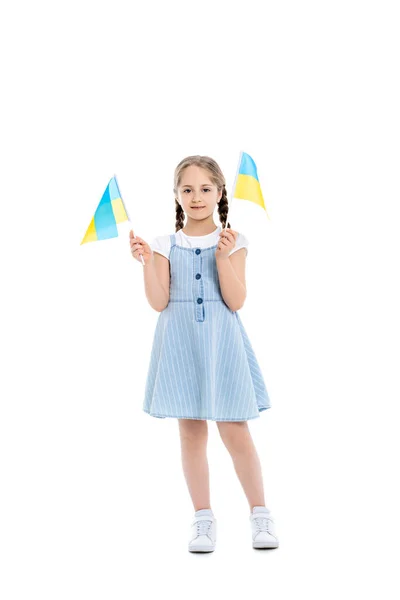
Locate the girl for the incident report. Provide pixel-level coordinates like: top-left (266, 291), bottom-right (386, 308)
top-left (129, 155), bottom-right (279, 553)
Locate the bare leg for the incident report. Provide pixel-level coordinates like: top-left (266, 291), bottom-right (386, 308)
top-left (178, 419), bottom-right (212, 512)
top-left (216, 421), bottom-right (266, 511)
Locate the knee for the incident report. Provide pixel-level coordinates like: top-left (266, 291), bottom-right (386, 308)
top-left (178, 419), bottom-right (208, 445)
top-left (217, 421), bottom-right (249, 450)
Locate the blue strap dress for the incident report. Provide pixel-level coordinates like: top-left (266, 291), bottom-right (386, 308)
top-left (143, 233), bottom-right (271, 421)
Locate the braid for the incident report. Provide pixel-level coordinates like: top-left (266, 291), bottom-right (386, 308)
top-left (175, 198), bottom-right (185, 232)
top-left (217, 185), bottom-right (231, 229)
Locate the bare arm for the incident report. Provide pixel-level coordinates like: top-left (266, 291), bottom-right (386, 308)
top-left (130, 231), bottom-right (170, 312)
top-left (143, 252), bottom-right (170, 312)
top-left (216, 248), bottom-right (247, 312)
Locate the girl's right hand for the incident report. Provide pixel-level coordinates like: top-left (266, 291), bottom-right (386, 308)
top-left (129, 230), bottom-right (153, 264)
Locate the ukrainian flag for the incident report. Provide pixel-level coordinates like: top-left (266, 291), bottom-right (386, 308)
top-left (233, 152), bottom-right (269, 218)
top-left (81, 175), bottom-right (129, 245)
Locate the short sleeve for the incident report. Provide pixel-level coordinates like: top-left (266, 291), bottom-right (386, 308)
top-left (229, 232), bottom-right (249, 257)
top-left (149, 235), bottom-right (171, 260)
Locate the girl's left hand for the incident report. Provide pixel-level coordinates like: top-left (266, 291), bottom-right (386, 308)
top-left (216, 228), bottom-right (238, 259)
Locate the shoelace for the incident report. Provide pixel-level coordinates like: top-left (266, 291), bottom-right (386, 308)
top-left (196, 519), bottom-right (212, 536)
top-left (253, 516), bottom-right (273, 534)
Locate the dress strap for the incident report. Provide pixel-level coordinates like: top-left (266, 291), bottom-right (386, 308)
top-left (169, 233), bottom-right (176, 247)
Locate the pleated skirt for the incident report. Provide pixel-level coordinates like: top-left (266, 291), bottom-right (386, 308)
top-left (143, 299), bottom-right (271, 421)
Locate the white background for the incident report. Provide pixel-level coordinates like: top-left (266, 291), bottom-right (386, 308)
top-left (1, 0), bottom-right (399, 598)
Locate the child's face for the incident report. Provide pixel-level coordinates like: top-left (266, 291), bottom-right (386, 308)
top-left (177, 165), bottom-right (222, 219)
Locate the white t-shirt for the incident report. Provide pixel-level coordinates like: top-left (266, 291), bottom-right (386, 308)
top-left (149, 225), bottom-right (249, 261)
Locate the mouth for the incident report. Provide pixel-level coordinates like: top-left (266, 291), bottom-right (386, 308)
top-left (191, 206), bottom-right (205, 210)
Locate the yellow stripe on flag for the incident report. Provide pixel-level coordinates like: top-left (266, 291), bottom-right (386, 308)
top-left (112, 197), bottom-right (129, 223)
top-left (80, 216), bottom-right (98, 245)
top-left (234, 174), bottom-right (266, 210)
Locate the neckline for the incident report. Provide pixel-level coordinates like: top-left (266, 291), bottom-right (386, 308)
top-left (172, 243), bottom-right (219, 252)
top-left (179, 225), bottom-right (221, 238)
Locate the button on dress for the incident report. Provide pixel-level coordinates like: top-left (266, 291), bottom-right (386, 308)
top-left (143, 233), bottom-right (271, 421)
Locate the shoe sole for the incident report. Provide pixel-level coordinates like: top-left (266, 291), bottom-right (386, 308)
top-left (253, 541), bottom-right (279, 549)
top-left (188, 545), bottom-right (215, 552)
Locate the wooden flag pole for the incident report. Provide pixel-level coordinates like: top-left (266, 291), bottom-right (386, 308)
top-left (114, 173), bottom-right (145, 265)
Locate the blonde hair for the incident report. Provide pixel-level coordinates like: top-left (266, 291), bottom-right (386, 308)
top-left (173, 155), bottom-right (231, 232)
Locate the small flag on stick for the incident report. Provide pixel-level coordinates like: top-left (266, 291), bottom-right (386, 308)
top-left (81, 175), bottom-right (145, 264)
top-left (80, 175), bottom-right (130, 245)
top-left (230, 151), bottom-right (270, 221)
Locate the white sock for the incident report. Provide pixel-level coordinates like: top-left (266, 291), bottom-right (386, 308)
top-left (252, 506), bottom-right (270, 514)
top-left (195, 508), bottom-right (213, 516)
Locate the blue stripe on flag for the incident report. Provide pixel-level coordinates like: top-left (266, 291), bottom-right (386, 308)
top-left (108, 176), bottom-right (121, 202)
top-left (94, 182), bottom-right (118, 239)
top-left (238, 152), bottom-right (259, 181)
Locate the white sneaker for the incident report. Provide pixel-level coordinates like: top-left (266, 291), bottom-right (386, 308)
top-left (249, 506), bottom-right (279, 549)
top-left (188, 510), bottom-right (217, 553)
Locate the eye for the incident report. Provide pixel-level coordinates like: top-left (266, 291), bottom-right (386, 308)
top-left (203, 188), bottom-right (211, 192)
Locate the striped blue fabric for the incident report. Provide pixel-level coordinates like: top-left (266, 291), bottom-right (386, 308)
top-left (143, 234), bottom-right (271, 421)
